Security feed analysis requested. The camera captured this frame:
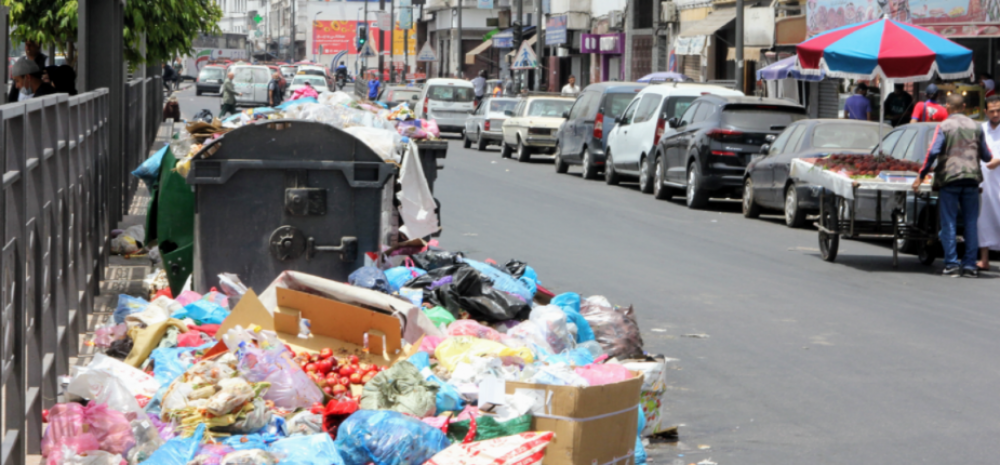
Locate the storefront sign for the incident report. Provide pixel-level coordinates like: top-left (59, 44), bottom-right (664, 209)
top-left (312, 20), bottom-right (416, 55)
top-left (806, 0), bottom-right (884, 37)
top-left (399, 7), bottom-right (413, 29)
top-left (807, 0), bottom-right (1000, 37)
top-left (478, 0), bottom-right (494, 8)
top-left (494, 32), bottom-right (513, 48)
top-left (674, 36), bottom-right (706, 56)
top-left (580, 33), bottom-right (624, 54)
top-left (546, 15), bottom-right (568, 45)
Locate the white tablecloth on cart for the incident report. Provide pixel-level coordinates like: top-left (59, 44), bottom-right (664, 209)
top-left (790, 158), bottom-right (931, 201)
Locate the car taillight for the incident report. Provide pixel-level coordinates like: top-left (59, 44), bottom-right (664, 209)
top-left (654, 118), bottom-right (665, 145)
top-left (424, 97), bottom-right (429, 113)
top-left (484, 120), bottom-right (490, 131)
top-left (594, 113), bottom-right (604, 139)
top-left (707, 129), bottom-right (744, 141)
top-left (711, 150), bottom-right (737, 156)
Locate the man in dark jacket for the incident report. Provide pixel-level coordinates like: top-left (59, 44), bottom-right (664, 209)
top-left (914, 94), bottom-right (1000, 277)
top-left (7, 40), bottom-right (48, 103)
top-left (11, 58), bottom-right (56, 101)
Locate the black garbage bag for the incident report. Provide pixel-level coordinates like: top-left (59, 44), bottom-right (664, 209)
top-left (192, 109), bottom-right (213, 123)
top-left (504, 259), bottom-right (528, 279)
top-left (410, 249), bottom-right (464, 271)
top-left (106, 336), bottom-right (134, 360)
top-left (404, 264), bottom-right (530, 322)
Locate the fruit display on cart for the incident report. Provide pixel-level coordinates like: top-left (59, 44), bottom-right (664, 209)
top-left (811, 154), bottom-right (923, 178)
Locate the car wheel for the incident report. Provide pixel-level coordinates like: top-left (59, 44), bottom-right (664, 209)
top-left (784, 185), bottom-right (806, 228)
top-left (476, 131), bottom-right (487, 151)
top-left (581, 147), bottom-right (597, 180)
top-left (554, 145), bottom-right (569, 174)
top-left (653, 154), bottom-right (673, 200)
top-left (639, 155), bottom-right (654, 194)
top-left (501, 140), bottom-right (513, 158)
top-left (516, 139), bottom-right (531, 162)
top-left (686, 162), bottom-right (709, 209)
top-left (463, 131), bottom-right (472, 149)
top-left (605, 151), bottom-right (621, 185)
top-left (743, 178), bottom-right (762, 218)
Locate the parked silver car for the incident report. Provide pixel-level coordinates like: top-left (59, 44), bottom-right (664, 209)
top-left (463, 97), bottom-right (518, 151)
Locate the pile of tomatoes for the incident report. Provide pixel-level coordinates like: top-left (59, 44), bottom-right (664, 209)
top-left (293, 348), bottom-right (386, 397)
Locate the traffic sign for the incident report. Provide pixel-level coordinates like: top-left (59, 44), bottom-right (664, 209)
top-left (416, 42), bottom-right (438, 62)
top-left (511, 42), bottom-right (538, 70)
top-left (253, 14), bottom-right (262, 24)
top-left (359, 41), bottom-right (378, 58)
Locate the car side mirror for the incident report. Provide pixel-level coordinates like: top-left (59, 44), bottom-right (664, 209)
top-left (668, 117), bottom-right (680, 129)
top-left (765, 134), bottom-right (777, 143)
top-left (760, 144), bottom-right (771, 155)
top-left (615, 116), bottom-right (626, 125)
top-left (505, 110), bottom-right (514, 116)
top-left (562, 111), bottom-right (570, 119)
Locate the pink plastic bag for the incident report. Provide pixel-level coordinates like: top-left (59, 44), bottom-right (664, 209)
top-left (175, 290), bottom-right (203, 306)
top-left (42, 402), bottom-right (134, 462)
top-left (421, 119), bottom-right (441, 138)
top-left (447, 320), bottom-right (505, 342)
top-left (419, 335), bottom-right (443, 354)
top-left (82, 402), bottom-right (136, 456)
top-left (575, 363), bottom-right (633, 386)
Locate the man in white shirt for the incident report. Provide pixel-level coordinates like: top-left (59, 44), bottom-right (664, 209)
top-left (561, 75), bottom-right (580, 96)
top-left (978, 95), bottom-right (1000, 269)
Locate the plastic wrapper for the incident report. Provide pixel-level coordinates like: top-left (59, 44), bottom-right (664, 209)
top-left (220, 449), bottom-right (277, 465)
top-left (284, 411), bottom-right (323, 436)
top-left (206, 378), bottom-right (255, 416)
top-left (323, 399), bottom-right (359, 439)
top-left (229, 397), bottom-right (272, 434)
top-left (425, 432), bottom-right (554, 465)
top-left (236, 343), bottom-right (323, 410)
top-left (334, 410), bottom-right (450, 465)
top-left (111, 225), bottom-right (144, 254)
top-left (505, 321), bottom-right (555, 356)
top-left (541, 346), bottom-right (596, 367)
top-left (410, 250), bottom-right (463, 271)
top-left (526, 364), bottom-right (590, 387)
top-left (269, 433), bottom-right (346, 465)
top-left (434, 336), bottom-right (510, 371)
top-left (528, 305), bottom-right (576, 354)
top-left (407, 352), bottom-right (465, 414)
top-left (67, 353), bottom-right (161, 406)
top-left (190, 444), bottom-right (236, 465)
top-left (219, 433), bottom-right (280, 451)
top-left (59, 449), bottom-right (125, 465)
top-left (447, 320), bottom-right (505, 342)
top-left (128, 416), bottom-right (166, 464)
top-left (94, 323), bottom-right (128, 348)
top-left (574, 363), bottom-right (634, 386)
top-left (126, 296), bottom-right (183, 328)
top-left (623, 357), bottom-right (671, 437)
top-left (129, 140), bottom-right (162, 189)
top-left (344, 126), bottom-right (402, 162)
top-left (581, 296), bottom-right (645, 359)
top-left (398, 140), bottom-right (441, 239)
top-left (218, 273), bottom-right (248, 302)
top-left (113, 295), bottom-right (149, 324)
top-left (419, 335), bottom-right (443, 354)
top-left (422, 307), bottom-right (456, 328)
top-left (405, 265), bottom-right (531, 323)
top-left (172, 299), bottom-right (230, 325)
top-left (347, 266), bottom-right (391, 293)
top-left (445, 414), bottom-right (533, 443)
top-left (147, 343), bottom-right (214, 386)
top-left (360, 361), bottom-right (439, 417)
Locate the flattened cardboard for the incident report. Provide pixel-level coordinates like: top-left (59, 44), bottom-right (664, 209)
top-left (506, 374), bottom-right (643, 465)
top-left (217, 287), bottom-right (408, 366)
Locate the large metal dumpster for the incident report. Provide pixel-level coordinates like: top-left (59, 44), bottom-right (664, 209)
top-left (185, 120), bottom-right (397, 292)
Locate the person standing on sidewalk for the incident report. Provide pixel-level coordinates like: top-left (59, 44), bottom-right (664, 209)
top-left (220, 72), bottom-right (241, 118)
top-left (471, 70), bottom-right (487, 106)
top-left (913, 94), bottom-right (1000, 277)
top-left (911, 84), bottom-right (948, 123)
top-left (978, 95), bottom-right (1000, 270)
top-left (561, 75), bottom-right (580, 96)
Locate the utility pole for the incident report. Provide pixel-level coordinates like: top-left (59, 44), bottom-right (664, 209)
top-left (404, 7), bottom-right (409, 80)
top-left (515, 0), bottom-right (522, 91)
top-left (379, 0), bottom-right (385, 81)
top-left (291, 0), bottom-right (296, 61)
top-left (535, 0), bottom-right (542, 91)
top-left (456, 0), bottom-right (463, 78)
top-left (735, 0), bottom-right (744, 93)
top-left (390, 0), bottom-right (396, 82)
top-left (364, 0), bottom-right (369, 75)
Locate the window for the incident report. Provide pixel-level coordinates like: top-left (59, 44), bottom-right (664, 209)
top-left (569, 92), bottom-right (593, 119)
top-left (489, 99), bottom-right (517, 115)
top-left (811, 123), bottom-right (883, 150)
top-left (905, 130), bottom-right (929, 163)
top-left (721, 106), bottom-right (806, 131)
top-left (199, 67), bottom-right (225, 81)
top-left (768, 127), bottom-right (795, 155)
top-left (527, 99), bottom-right (574, 117)
top-left (879, 130), bottom-right (903, 156)
top-left (634, 0), bottom-right (654, 28)
top-left (252, 68), bottom-right (270, 83)
top-left (621, 99), bottom-right (640, 124)
top-left (633, 94), bottom-right (662, 124)
top-left (693, 102), bottom-right (715, 123)
top-left (661, 96), bottom-right (696, 120)
top-left (891, 129), bottom-right (917, 160)
top-left (292, 76), bottom-right (326, 87)
top-left (234, 68), bottom-right (254, 83)
top-left (602, 93), bottom-right (635, 119)
top-left (679, 103), bottom-right (700, 126)
top-left (784, 125), bottom-right (808, 153)
top-left (428, 85), bottom-right (474, 102)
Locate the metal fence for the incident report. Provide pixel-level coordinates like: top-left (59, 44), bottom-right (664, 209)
top-left (0, 75), bottom-right (162, 465)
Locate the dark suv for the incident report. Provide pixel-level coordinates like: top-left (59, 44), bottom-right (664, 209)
top-left (554, 82), bottom-right (646, 179)
top-left (652, 95), bottom-right (806, 208)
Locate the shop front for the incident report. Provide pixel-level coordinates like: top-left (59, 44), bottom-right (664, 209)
top-left (581, 32), bottom-right (625, 82)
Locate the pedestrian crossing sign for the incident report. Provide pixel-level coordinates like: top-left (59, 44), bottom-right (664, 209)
top-left (359, 41), bottom-right (378, 58)
top-left (511, 43), bottom-right (538, 70)
top-left (416, 42), bottom-right (438, 62)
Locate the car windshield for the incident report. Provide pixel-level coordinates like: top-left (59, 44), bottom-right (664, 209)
top-left (722, 106), bottom-right (806, 131)
top-left (811, 124), bottom-right (883, 149)
top-left (389, 90), bottom-right (420, 102)
top-left (489, 100), bottom-right (518, 114)
top-left (298, 68), bottom-right (325, 76)
top-left (293, 76), bottom-right (326, 87)
top-left (199, 68), bottom-right (225, 80)
top-left (604, 93), bottom-right (635, 118)
top-left (527, 99), bottom-right (574, 117)
top-left (428, 85), bottom-right (475, 102)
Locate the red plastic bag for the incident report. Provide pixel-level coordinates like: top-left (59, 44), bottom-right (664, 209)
top-left (322, 398), bottom-right (359, 439)
top-left (424, 432), bottom-right (554, 465)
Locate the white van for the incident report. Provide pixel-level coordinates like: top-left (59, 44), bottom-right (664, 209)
top-left (605, 83), bottom-right (743, 192)
top-left (230, 65), bottom-right (273, 107)
top-left (414, 78), bottom-right (476, 133)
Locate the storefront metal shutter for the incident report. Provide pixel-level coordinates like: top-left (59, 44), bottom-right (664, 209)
top-left (818, 80), bottom-right (840, 119)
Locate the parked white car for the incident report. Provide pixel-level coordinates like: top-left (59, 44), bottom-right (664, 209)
top-left (605, 83), bottom-right (743, 193)
top-left (414, 78), bottom-right (476, 133)
top-left (285, 75), bottom-right (330, 99)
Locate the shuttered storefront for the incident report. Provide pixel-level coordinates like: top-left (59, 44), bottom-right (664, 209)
top-left (817, 80), bottom-right (840, 118)
top-left (682, 55), bottom-right (702, 82)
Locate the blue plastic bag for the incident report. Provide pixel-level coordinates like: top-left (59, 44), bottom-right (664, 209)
top-left (635, 405), bottom-right (647, 465)
top-left (541, 346), bottom-right (595, 366)
top-left (221, 432), bottom-right (281, 451)
top-left (270, 434), bottom-right (346, 465)
top-left (132, 145), bottom-right (168, 190)
top-left (276, 97), bottom-right (317, 110)
top-left (143, 423), bottom-right (205, 465)
top-left (348, 266), bottom-right (391, 293)
top-left (384, 266), bottom-right (427, 291)
top-left (463, 259), bottom-right (533, 302)
top-left (113, 294), bottom-right (149, 324)
top-left (335, 410), bottom-right (450, 465)
top-left (171, 299), bottom-right (230, 325)
top-left (408, 352), bottom-right (465, 414)
top-left (148, 342), bottom-right (214, 385)
top-left (551, 292), bottom-right (596, 343)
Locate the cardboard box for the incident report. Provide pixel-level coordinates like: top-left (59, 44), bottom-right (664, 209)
top-left (216, 287), bottom-right (410, 367)
top-left (504, 374), bottom-right (643, 465)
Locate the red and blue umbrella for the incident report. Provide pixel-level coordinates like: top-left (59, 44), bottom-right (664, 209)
top-left (795, 17), bottom-right (973, 81)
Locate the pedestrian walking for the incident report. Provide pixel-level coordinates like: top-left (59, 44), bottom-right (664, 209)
top-left (220, 72), bottom-right (241, 118)
top-left (367, 76), bottom-right (380, 101)
top-left (911, 83), bottom-right (948, 123)
top-left (561, 75), bottom-right (580, 96)
top-left (978, 95), bottom-right (1000, 270)
top-left (883, 84), bottom-right (913, 126)
top-left (162, 63), bottom-right (179, 93)
top-left (843, 83), bottom-right (871, 121)
top-left (268, 72), bottom-right (284, 107)
top-left (11, 58), bottom-right (56, 101)
top-left (913, 94), bottom-right (1000, 277)
top-left (471, 70), bottom-right (487, 105)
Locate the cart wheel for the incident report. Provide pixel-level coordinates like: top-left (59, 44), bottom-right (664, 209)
top-left (891, 211), bottom-right (901, 268)
top-left (818, 198), bottom-right (839, 262)
top-left (918, 242), bottom-right (936, 266)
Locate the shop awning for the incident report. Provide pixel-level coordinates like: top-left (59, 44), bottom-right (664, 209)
top-left (726, 47), bottom-right (765, 62)
top-left (466, 39), bottom-right (494, 65)
top-left (679, 8), bottom-right (737, 38)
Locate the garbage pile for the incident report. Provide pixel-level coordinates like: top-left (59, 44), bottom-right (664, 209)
top-left (51, 243), bottom-right (674, 465)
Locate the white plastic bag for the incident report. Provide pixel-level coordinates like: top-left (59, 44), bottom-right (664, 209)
top-left (528, 305), bottom-right (576, 355)
top-left (397, 141), bottom-right (440, 239)
top-left (68, 354), bottom-right (161, 401)
top-left (110, 225), bottom-right (144, 254)
top-left (344, 126), bottom-right (402, 162)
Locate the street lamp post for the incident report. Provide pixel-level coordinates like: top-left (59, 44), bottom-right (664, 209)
top-left (313, 11), bottom-right (323, 62)
top-left (356, 7), bottom-right (364, 77)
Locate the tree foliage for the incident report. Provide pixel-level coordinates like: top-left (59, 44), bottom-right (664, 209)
top-left (4, 0), bottom-right (223, 67)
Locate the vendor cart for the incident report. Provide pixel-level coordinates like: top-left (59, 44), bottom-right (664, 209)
top-left (791, 158), bottom-right (939, 267)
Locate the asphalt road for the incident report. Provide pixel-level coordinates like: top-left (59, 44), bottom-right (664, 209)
top-left (170, 86), bottom-right (1000, 464)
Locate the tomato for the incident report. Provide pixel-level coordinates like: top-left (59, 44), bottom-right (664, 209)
top-left (349, 355), bottom-right (360, 365)
top-left (349, 373), bottom-right (362, 384)
top-left (339, 366), bottom-right (354, 377)
top-left (305, 363), bottom-right (317, 373)
top-left (320, 348), bottom-right (333, 359)
top-left (332, 384), bottom-right (347, 395)
top-left (361, 373), bottom-right (374, 384)
top-left (323, 386), bottom-right (333, 395)
top-left (339, 376), bottom-right (351, 387)
top-left (326, 374), bottom-right (339, 385)
top-left (317, 360), bottom-right (333, 375)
